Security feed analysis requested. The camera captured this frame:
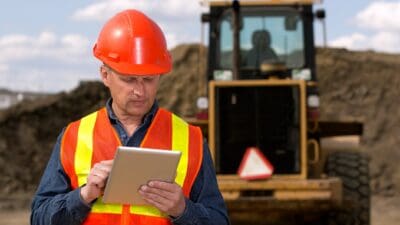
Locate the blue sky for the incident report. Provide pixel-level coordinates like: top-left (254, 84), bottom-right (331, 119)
top-left (0, 0), bottom-right (399, 93)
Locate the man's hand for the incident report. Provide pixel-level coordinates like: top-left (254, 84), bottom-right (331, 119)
top-left (138, 181), bottom-right (186, 217)
top-left (80, 160), bottom-right (113, 204)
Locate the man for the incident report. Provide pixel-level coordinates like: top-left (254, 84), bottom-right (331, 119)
top-left (245, 29), bottom-right (279, 68)
top-left (31, 9), bottom-right (229, 225)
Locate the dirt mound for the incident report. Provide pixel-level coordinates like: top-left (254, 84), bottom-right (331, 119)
top-left (0, 82), bottom-right (109, 196)
top-left (0, 44), bottom-right (398, 202)
top-left (157, 44), bottom-right (207, 117)
top-left (317, 48), bottom-right (400, 196)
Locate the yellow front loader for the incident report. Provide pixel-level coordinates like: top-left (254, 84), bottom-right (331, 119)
top-left (189, 1), bottom-right (370, 224)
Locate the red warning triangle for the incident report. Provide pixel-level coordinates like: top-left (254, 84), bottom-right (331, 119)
top-left (237, 147), bottom-right (274, 180)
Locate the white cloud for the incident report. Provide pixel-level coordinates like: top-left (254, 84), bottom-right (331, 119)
top-left (329, 1), bottom-right (400, 53)
top-left (0, 31), bottom-right (97, 92)
top-left (0, 31), bottom-right (91, 63)
top-left (329, 32), bottom-right (400, 53)
top-left (72, 0), bottom-right (147, 21)
top-left (37, 32), bottom-right (57, 46)
top-left (160, 0), bottom-right (202, 17)
top-left (355, 1), bottom-right (400, 31)
top-left (330, 33), bottom-right (368, 50)
top-left (0, 64), bottom-right (8, 73)
top-left (369, 31), bottom-right (400, 53)
top-left (0, 34), bottom-right (39, 62)
top-left (71, 0), bottom-right (201, 22)
top-left (0, 34), bottom-right (30, 46)
top-left (60, 34), bottom-right (90, 56)
top-left (71, 0), bottom-right (204, 49)
top-left (165, 33), bottom-right (180, 50)
top-left (0, 68), bottom-right (99, 93)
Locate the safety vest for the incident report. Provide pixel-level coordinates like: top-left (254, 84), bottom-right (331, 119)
top-left (60, 107), bottom-right (203, 225)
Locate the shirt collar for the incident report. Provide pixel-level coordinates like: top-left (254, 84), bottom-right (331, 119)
top-left (105, 98), bottom-right (159, 125)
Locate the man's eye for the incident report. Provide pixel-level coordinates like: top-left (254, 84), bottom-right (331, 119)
top-left (143, 77), bottom-right (154, 81)
top-left (122, 77), bottom-right (134, 82)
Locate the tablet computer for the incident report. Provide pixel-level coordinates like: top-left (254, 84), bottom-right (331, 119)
top-left (102, 146), bottom-right (181, 205)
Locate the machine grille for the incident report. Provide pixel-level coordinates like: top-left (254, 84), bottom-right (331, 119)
top-left (214, 85), bottom-right (301, 174)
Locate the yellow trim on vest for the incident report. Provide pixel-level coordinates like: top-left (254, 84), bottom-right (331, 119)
top-left (129, 114), bottom-right (189, 217)
top-left (75, 111), bottom-right (123, 214)
top-left (75, 111), bottom-right (97, 186)
top-left (172, 114), bottom-right (189, 187)
top-left (92, 197), bottom-right (122, 214)
top-left (129, 205), bottom-right (167, 217)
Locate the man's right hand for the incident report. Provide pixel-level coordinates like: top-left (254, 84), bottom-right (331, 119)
top-left (80, 160), bottom-right (113, 204)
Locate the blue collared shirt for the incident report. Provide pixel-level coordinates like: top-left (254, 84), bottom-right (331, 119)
top-left (31, 99), bottom-right (229, 225)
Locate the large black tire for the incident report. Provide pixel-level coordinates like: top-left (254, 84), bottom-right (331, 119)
top-left (324, 152), bottom-right (370, 225)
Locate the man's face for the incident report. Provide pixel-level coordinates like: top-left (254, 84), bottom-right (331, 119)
top-left (100, 65), bottom-right (160, 119)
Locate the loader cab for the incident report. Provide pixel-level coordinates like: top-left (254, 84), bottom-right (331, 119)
top-left (206, 4), bottom-right (317, 81)
top-left (201, 2), bottom-right (322, 176)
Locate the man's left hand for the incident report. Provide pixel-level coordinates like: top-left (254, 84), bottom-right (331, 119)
top-left (138, 181), bottom-right (186, 217)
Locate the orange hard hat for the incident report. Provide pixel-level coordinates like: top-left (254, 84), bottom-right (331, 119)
top-left (93, 9), bottom-right (172, 75)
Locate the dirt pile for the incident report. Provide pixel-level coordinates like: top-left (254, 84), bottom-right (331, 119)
top-left (157, 44), bottom-right (207, 117)
top-left (0, 82), bottom-right (109, 198)
top-left (317, 48), bottom-right (400, 196)
top-left (0, 44), bottom-right (398, 204)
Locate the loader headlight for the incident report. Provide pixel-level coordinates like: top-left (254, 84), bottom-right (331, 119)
top-left (307, 95), bottom-right (320, 108)
top-left (292, 68), bottom-right (311, 80)
top-left (197, 96), bottom-right (208, 110)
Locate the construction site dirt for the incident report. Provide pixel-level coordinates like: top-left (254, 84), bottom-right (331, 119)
top-left (0, 44), bottom-right (399, 224)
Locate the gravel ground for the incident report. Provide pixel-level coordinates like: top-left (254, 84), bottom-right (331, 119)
top-left (1, 196), bottom-right (399, 225)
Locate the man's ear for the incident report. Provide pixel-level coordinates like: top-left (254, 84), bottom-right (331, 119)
top-left (100, 65), bottom-right (110, 87)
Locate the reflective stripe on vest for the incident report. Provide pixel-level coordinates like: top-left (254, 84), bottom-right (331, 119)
top-left (60, 107), bottom-right (203, 224)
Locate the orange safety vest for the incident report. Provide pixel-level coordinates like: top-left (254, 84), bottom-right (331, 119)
top-left (60, 107), bottom-right (203, 225)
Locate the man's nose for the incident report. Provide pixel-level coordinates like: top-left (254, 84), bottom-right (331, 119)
top-left (131, 80), bottom-right (145, 96)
